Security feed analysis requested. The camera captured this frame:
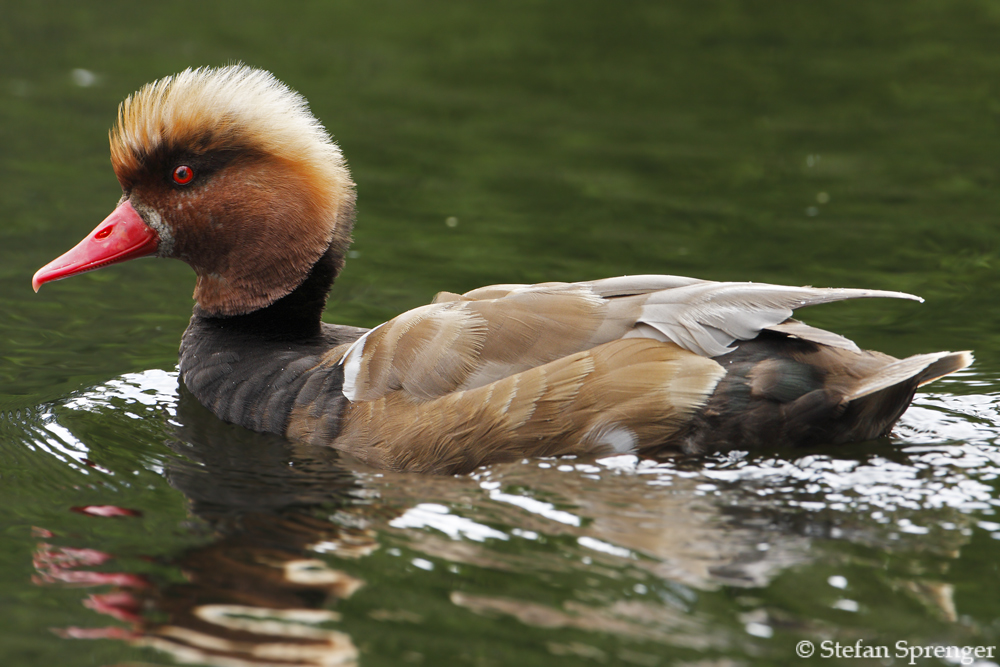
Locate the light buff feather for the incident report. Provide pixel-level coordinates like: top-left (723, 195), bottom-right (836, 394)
top-left (323, 339), bottom-right (725, 474)
top-left (335, 276), bottom-right (925, 406)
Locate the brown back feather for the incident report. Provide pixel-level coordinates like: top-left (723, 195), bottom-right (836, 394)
top-left (327, 339), bottom-right (724, 474)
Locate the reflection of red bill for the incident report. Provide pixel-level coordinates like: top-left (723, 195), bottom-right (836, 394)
top-left (84, 592), bottom-right (143, 623)
top-left (34, 544), bottom-right (113, 568)
top-left (32, 542), bottom-right (151, 588)
top-left (51, 626), bottom-right (139, 640)
top-left (34, 568), bottom-right (151, 588)
top-left (71, 505), bottom-right (143, 518)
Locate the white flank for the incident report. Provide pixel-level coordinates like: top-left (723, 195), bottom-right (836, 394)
top-left (340, 324), bottom-right (381, 401)
top-left (588, 424), bottom-right (638, 454)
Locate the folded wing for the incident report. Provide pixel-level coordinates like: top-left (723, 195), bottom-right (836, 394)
top-left (331, 275), bottom-right (921, 403)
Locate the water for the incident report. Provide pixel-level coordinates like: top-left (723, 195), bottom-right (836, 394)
top-left (2, 2), bottom-right (999, 665)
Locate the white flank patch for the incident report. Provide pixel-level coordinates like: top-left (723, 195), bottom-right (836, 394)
top-left (340, 324), bottom-right (381, 401)
top-left (588, 424), bottom-right (638, 454)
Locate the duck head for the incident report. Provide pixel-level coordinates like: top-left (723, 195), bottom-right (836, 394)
top-left (33, 65), bottom-right (355, 317)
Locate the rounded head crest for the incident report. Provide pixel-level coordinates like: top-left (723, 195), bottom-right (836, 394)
top-left (110, 65), bottom-right (355, 316)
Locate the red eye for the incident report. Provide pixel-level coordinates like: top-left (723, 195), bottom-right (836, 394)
top-left (172, 165), bottom-right (194, 185)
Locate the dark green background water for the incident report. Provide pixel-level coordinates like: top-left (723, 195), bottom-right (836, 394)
top-left (2, 2), bottom-right (999, 665)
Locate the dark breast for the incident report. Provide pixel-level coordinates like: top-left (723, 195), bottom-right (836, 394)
top-left (178, 240), bottom-right (367, 438)
top-left (179, 315), bottom-right (366, 438)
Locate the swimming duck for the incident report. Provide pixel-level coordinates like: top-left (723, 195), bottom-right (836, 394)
top-left (33, 65), bottom-right (971, 474)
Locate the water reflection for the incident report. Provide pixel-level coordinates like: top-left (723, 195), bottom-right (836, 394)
top-left (137, 513), bottom-right (365, 667)
top-left (136, 394), bottom-right (372, 666)
top-left (17, 370), bottom-right (1000, 664)
top-left (376, 457), bottom-right (812, 590)
top-left (30, 376), bottom-right (372, 666)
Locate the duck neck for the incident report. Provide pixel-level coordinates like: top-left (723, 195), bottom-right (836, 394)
top-left (192, 241), bottom-right (345, 340)
top-left (178, 240), bottom-right (357, 437)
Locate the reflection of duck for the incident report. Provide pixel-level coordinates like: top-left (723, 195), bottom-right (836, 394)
top-left (31, 373), bottom-right (976, 663)
top-left (39, 388), bottom-right (374, 667)
top-left (138, 510), bottom-right (366, 667)
top-left (140, 391), bottom-right (374, 666)
top-left (152, 395), bottom-right (366, 643)
top-left (33, 65), bottom-right (971, 474)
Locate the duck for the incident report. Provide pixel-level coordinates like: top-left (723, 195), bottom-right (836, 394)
top-left (33, 65), bottom-right (972, 475)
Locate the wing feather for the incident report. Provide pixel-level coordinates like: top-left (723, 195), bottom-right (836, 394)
top-left (340, 276), bottom-right (922, 402)
top-left (633, 282), bottom-right (920, 357)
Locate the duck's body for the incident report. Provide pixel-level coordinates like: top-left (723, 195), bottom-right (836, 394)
top-left (34, 66), bottom-right (971, 474)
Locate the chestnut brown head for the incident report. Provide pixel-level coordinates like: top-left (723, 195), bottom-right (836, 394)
top-left (34, 65), bottom-right (355, 316)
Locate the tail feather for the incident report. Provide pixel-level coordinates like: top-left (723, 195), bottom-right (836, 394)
top-left (846, 351), bottom-right (973, 401)
top-left (914, 351), bottom-right (975, 387)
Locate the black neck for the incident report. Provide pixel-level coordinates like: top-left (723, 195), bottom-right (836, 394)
top-left (178, 241), bottom-right (359, 437)
top-left (192, 243), bottom-right (345, 340)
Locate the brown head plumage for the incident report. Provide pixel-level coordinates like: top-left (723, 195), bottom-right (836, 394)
top-left (110, 65), bottom-right (355, 315)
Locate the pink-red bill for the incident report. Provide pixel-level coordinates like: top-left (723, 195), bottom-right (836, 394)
top-left (32, 200), bottom-right (159, 292)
